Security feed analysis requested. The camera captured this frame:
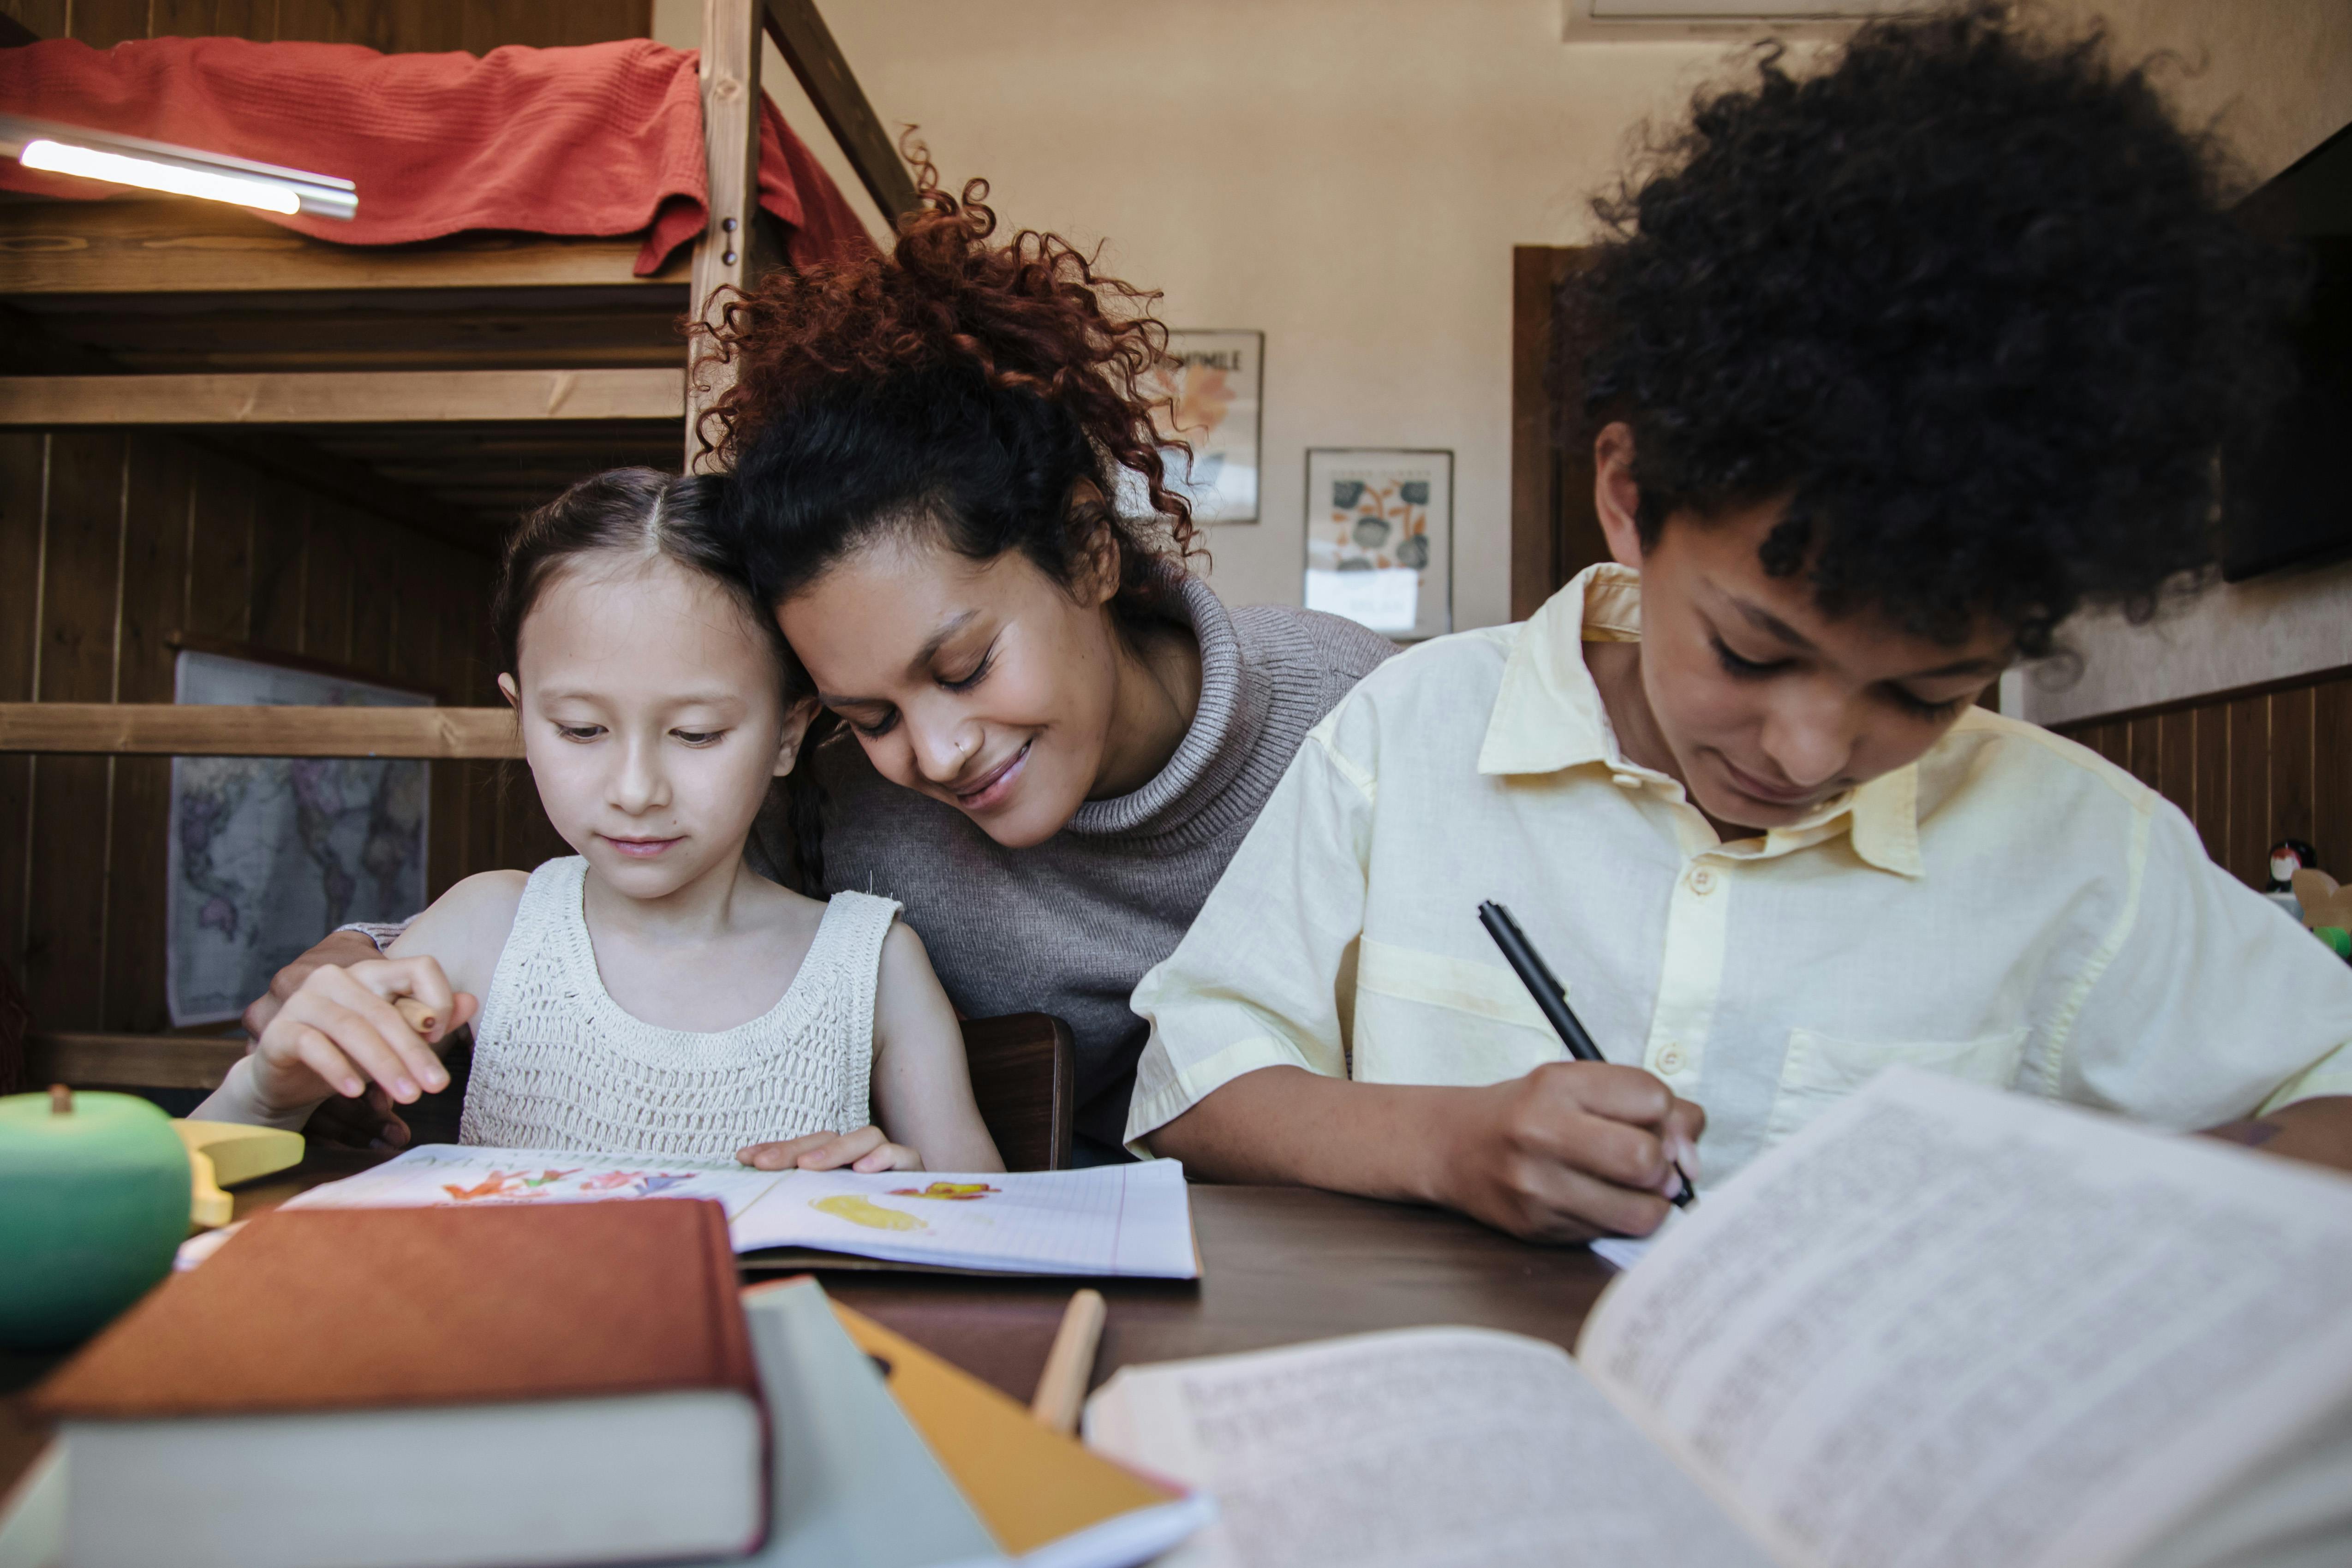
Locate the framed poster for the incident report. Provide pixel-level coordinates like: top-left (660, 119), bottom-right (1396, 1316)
top-left (1135, 329), bottom-right (1263, 524)
top-left (1303, 448), bottom-right (1453, 641)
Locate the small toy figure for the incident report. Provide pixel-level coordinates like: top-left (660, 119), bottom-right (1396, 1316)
top-left (2268, 840), bottom-right (2321, 893)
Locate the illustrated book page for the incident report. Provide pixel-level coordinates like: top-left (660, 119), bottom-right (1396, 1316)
top-left (282, 1145), bottom-right (1200, 1277)
top-left (1574, 1066), bottom-right (2352, 1568)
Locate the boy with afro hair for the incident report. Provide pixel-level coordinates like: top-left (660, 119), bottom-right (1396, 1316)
top-left (1127, 2), bottom-right (2352, 1238)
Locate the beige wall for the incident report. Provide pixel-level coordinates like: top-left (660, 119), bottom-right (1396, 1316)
top-left (678, 0), bottom-right (2350, 676)
top-left (673, 0), bottom-right (1739, 626)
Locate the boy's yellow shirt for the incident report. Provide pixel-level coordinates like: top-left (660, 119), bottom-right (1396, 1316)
top-left (1127, 564), bottom-right (2352, 1182)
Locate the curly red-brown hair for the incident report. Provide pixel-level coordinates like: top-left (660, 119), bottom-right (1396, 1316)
top-left (693, 150), bottom-right (1200, 617)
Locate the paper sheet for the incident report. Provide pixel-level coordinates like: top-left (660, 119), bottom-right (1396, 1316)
top-left (281, 1145), bottom-right (1200, 1278)
top-left (1081, 1327), bottom-right (1773, 1568)
top-left (1576, 1068), bottom-right (2352, 1568)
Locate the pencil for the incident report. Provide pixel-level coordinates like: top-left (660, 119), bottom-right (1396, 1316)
top-left (1478, 900), bottom-right (1697, 1207)
top-left (1030, 1287), bottom-right (1108, 1437)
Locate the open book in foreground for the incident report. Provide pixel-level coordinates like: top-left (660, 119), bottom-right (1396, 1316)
top-left (281, 1146), bottom-right (1199, 1278)
top-left (1085, 1067), bottom-right (2352, 1568)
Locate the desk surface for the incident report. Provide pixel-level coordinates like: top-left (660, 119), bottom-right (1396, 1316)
top-left (0, 1155), bottom-right (1619, 1501)
top-left (231, 1151), bottom-right (1619, 1402)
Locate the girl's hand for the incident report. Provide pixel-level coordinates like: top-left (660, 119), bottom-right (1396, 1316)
top-left (735, 1125), bottom-right (922, 1173)
top-left (250, 957), bottom-right (477, 1117)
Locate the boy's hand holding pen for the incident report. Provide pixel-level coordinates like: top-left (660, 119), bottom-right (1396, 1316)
top-left (1478, 900), bottom-right (1700, 1215)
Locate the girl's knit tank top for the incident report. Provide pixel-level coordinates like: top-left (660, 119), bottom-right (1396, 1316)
top-left (460, 856), bottom-right (900, 1160)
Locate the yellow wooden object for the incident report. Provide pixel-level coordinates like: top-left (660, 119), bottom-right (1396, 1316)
top-left (172, 1121), bottom-right (303, 1231)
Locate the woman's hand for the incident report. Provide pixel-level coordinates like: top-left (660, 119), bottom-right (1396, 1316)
top-left (736, 1125), bottom-right (923, 1173)
top-left (249, 957), bottom-right (476, 1119)
top-left (242, 929), bottom-right (384, 1040)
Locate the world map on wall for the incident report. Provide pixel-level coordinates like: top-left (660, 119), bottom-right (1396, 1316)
top-left (166, 651), bottom-right (431, 1027)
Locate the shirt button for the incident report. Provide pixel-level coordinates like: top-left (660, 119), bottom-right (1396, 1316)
top-left (1612, 773), bottom-right (1639, 789)
top-left (1657, 1045), bottom-right (1686, 1073)
top-left (1687, 866), bottom-right (1716, 895)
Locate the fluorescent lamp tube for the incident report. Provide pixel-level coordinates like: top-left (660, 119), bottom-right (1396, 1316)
top-left (0, 112), bottom-right (355, 220)
top-left (19, 138), bottom-right (303, 215)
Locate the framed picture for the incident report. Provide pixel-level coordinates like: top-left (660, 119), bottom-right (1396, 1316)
top-left (1303, 448), bottom-right (1453, 641)
top-left (1135, 329), bottom-right (1263, 524)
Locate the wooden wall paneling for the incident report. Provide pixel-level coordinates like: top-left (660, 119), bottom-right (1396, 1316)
top-left (213, 1), bottom-right (272, 38)
top-left (0, 3), bottom-right (70, 44)
top-left (387, 533), bottom-right (438, 693)
top-left (24, 432), bottom-right (127, 1030)
top-left (2192, 699), bottom-right (2231, 871)
top-left (458, 572), bottom-right (501, 884)
top-left (303, 503), bottom-right (356, 666)
top-left (2123, 715), bottom-right (2162, 792)
top-left (371, 2), bottom-right (471, 54)
top-left (2270, 685), bottom-right (2316, 852)
top-left (248, 479), bottom-right (309, 656)
top-left (2224, 696), bottom-right (2270, 889)
top-left (423, 544), bottom-right (471, 898)
top-left (2156, 708), bottom-right (2197, 832)
top-left (347, 515), bottom-right (396, 677)
top-left (184, 449), bottom-right (256, 644)
top-left (0, 432), bottom-right (45, 982)
top-left (2058, 665), bottom-right (2352, 890)
top-left (149, 2), bottom-right (225, 38)
top-left (63, 0), bottom-right (147, 47)
top-left (17, 0), bottom-right (651, 48)
top-left (2316, 677), bottom-right (2352, 877)
top-left (101, 435), bottom-right (195, 1031)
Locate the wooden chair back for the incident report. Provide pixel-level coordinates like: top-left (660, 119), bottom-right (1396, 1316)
top-left (959, 1013), bottom-right (1076, 1172)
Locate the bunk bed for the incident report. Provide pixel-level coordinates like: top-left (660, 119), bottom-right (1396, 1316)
top-left (0, 5), bottom-right (1083, 1168)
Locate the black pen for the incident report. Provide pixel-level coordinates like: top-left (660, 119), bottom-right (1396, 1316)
top-left (1477, 900), bottom-right (1696, 1207)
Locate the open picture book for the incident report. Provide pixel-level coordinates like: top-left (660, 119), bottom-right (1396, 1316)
top-left (1084, 1067), bottom-right (2352, 1568)
top-left (280, 1147), bottom-right (1199, 1278)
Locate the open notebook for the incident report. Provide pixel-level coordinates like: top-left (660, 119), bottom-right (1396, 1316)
top-left (281, 1148), bottom-right (1199, 1278)
top-left (1086, 1067), bottom-right (2352, 1568)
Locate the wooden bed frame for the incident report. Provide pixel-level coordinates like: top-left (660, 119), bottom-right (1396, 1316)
top-left (0, 2), bottom-right (1098, 1158)
top-left (0, 0), bottom-right (904, 758)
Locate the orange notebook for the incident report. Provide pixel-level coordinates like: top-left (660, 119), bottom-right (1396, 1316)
top-left (828, 1300), bottom-right (1205, 1560)
top-left (39, 1203), bottom-right (765, 1568)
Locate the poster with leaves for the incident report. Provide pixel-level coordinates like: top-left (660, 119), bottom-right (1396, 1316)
top-left (1127, 329), bottom-right (1262, 524)
top-left (1303, 448), bottom-right (1452, 639)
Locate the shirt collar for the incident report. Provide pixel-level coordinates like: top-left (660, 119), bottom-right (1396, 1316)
top-left (1476, 563), bottom-right (1924, 879)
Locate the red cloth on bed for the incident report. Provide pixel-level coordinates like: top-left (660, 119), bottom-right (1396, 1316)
top-left (0, 35), bottom-right (872, 272)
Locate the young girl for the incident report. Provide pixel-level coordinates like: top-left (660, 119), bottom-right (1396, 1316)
top-left (194, 469), bottom-right (1003, 1175)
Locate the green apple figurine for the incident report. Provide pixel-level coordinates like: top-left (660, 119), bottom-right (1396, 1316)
top-left (0, 1085), bottom-right (191, 1349)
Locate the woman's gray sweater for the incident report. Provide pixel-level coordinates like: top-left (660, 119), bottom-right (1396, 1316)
top-left (763, 579), bottom-right (1395, 1161)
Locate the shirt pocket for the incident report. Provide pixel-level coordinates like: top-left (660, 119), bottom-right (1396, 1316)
top-left (1351, 938), bottom-right (1561, 1085)
top-left (1764, 1024), bottom-right (2030, 1148)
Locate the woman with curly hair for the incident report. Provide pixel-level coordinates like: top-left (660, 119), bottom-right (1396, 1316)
top-left (1131, 1), bottom-right (2352, 1236)
top-left (692, 175), bottom-right (1396, 1164)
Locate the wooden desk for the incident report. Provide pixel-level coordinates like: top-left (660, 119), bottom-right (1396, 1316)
top-left (229, 1152), bottom-right (1619, 1402)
